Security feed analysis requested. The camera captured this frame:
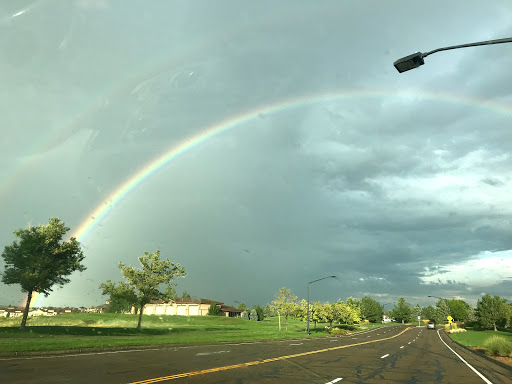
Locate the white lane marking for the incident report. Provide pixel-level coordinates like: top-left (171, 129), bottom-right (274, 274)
top-left (381, 354), bottom-right (389, 358)
top-left (0, 348), bottom-right (164, 360)
top-left (400, 346), bottom-right (404, 349)
top-left (325, 378), bottom-right (343, 383)
top-left (436, 330), bottom-right (492, 384)
top-left (330, 339), bottom-right (338, 342)
top-left (408, 342), bottom-right (411, 344)
top-left (367, 336), bottom-right (371, 338)
top-left (289, 343), bottom-right (303, 346)
top-left (196, 350), bottom-right (230, 356)
top-left (352, 338), bottom-right (357, 339)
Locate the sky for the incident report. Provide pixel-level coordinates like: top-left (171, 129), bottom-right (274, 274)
top-left (1, 0), bottom-right (511, 310)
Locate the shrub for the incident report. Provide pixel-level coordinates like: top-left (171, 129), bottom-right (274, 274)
top-left (241, 311), bottom-right (250, 320)
top-left (253, 305), bottom-right (265, 321)
top-left (325, 326), bottom-right (349, 335)
top-left (447, 328), bottom-right (466, 334)
top-left (207, 302), bottom-right (220, 316)
top-left (483, 336), bottom-right (512, 357)
top-left (250, 309), bottom-right (258, 321)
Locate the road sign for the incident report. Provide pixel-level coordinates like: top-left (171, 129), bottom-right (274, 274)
top-left (447, 316), bottom-right (453, 323)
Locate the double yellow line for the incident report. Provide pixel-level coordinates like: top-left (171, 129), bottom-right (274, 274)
top-left (128, 327), bottom-right (412, 383)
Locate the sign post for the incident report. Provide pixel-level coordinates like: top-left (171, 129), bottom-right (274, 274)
top-left (447, 315), bottom-right (453, 330)
top-left (418, 315), bottom-right (420, 327)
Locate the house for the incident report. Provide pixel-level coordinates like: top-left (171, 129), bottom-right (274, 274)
top-left (139, 298), bottom-right (244, 318)
top-left (0, 306), bottom-right (24, 317)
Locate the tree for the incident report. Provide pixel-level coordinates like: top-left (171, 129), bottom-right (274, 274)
top-left (250, 308), bottom-right (258, 321)
top-left (99, 280), bottom-right (138, 313)
top-left (391, 298), bottom-right (412, 323)
top-left (207, 302), bottom-right (220, 316)
top-left (161, 285), bottom-right (178, 301)
top-left (263, 304), bottom-right (274, 318)
top-left (241, 310), bottom-right (250, 320)
top-left (181, 291), bottom-right (191, 298)
top-left (118, 250), bottom-right (186, 329)
top-left (447, 299), bottom-right (469, 322)
top-left (271, 287), bottom-right (298, 330)
top-left (1, 218), bottom-right (85, 329)
top-left (412, 304), bottom-right (421, 322)
top-left (336, 300), bottom-right (361, 325)
top-left (346, 297), bottom-right (360, 310)
top-left (421, 305), bottom-right (436, 322)
top-left (236, 302), bottom-right (247, 310)
top-left (477, 294), bottom-right (507, 331)
top-left (435, 300), bottom-right (451, 324)
top-left (253, 305), bottom-right (264, 321)
top-left (360, 297), bottom-right (384, 323)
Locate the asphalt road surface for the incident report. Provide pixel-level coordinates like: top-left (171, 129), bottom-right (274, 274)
top-left (1, 325), bottom-right (511, 383)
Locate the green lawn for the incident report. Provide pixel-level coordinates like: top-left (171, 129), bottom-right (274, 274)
top-left (0, 314), bottom-right (385, 355)
top-left (449, 329), bottom-right (512, 348)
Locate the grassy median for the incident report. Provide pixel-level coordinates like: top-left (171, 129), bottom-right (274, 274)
top-left (449, 328), bottom-right (512, 357)
top-left (0, 313), bottom-right (388, 355)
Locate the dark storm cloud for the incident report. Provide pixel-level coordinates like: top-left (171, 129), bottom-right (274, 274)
top-left (1, 0), bottom-right (511, 308)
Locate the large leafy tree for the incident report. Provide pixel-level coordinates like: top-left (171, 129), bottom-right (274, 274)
top-left (477, 294), bottom-right (507, 331)
top-left (391, 298), bottom-right (412, 323)
top-left (447, 299), bottom-right (469, 322)
top-left (118, 250), bottom-right (186, 329)
top-left (1, 218), bottom-right (85, 329)
top-left (99, 280), bottom-right (138, 313)
top-left (360, 297), bottom-right (384, 323)
top-left (271, 287), bottom-right (298, 330)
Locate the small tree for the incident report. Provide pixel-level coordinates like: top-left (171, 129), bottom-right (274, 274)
top-left (241, 310), bottom-right (250, 320)
top-left (1, 218), bottom-right (85, 329)
top-left (271, 287), bottom-right (298, 330)
top-left (237, 302), bottom-right (247, 310)
top-left (181, 291), bottom-right (191, 298)
top-left (207, 302), bottom-right (220, 316)
top-left (118, 250), bottom-right (186, 329)
top-left (250, 308), bottom-right (258, 321)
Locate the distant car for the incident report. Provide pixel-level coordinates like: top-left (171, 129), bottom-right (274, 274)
top-left (427, 321), bottom-right (436, 329)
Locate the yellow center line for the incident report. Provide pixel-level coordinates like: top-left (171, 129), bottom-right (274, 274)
top-left (127, 327), bottom-right (412, 384)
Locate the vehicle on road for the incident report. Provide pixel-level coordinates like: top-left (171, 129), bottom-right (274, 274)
top-left (427, 321), bottom-right (436, 329)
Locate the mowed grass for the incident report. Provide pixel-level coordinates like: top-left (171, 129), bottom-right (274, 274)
top-left (0, 313), bottom-right (383, 355)
top-left (449, 329), bottom-right (512, 356)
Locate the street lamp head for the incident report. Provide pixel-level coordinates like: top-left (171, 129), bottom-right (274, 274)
top-left (394, 52), bottom-right (425, 73)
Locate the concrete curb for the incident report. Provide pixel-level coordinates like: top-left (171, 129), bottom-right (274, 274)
top-left (443, 330), bottom-right (512, 373)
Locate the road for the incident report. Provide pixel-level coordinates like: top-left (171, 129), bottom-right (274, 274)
top-left (1, 325), bottom-right (511, 383)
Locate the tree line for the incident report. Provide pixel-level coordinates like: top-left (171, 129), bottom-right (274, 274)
top-left (2, 218), bottom-right (511, 332)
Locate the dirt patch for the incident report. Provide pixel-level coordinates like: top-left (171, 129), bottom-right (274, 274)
top-left (469, 346), bottom-right (512, 367)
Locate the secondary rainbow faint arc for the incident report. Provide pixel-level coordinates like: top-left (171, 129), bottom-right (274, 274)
top-left (71, 88), bottom-right (512, 243)
top-left (29, 88), bottom-right (511, 307)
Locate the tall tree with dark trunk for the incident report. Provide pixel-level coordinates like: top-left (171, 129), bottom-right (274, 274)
top-left (118, 250), bottom-right (186, 329)
top-left (1, 218), bottom-right (85, 329)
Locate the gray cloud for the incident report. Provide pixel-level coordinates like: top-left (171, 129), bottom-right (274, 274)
top-left (1, 0), bottom-right (511, 309)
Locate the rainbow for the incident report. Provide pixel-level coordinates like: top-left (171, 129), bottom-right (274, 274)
top-left (30, 88), bottom-right (511, 307)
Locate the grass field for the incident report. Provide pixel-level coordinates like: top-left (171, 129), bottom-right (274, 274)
top-left (449, 329), bottom-right (512, 347)
top-left (449, 328), bottom-right (512, 357)
top-left (0, 313), bottom-right (388, 355)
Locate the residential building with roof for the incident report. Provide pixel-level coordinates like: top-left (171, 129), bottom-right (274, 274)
top-left (138, 298), bottom-right (244, 317)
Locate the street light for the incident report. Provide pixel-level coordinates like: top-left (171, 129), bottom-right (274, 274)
top-left (394, 37), bottom-right (512, 73)
top-left (307, 275), bottom-right (336, 335)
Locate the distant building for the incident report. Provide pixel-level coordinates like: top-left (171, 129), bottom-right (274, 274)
top-left (139, 298), bottom-right (244, 318)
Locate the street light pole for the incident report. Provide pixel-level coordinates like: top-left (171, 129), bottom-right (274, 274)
top-left (307, 275), bottom-right (336, 335)
top-left (394, 37), bottom-right (512, 73)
